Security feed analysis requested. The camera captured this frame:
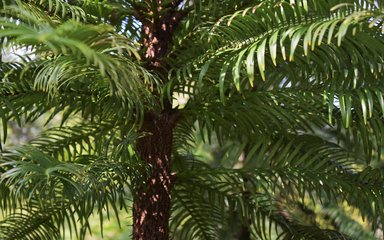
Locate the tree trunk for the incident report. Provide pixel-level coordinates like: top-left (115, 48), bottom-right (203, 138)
top-left (237, 226), bottom-right (251, 240)
top-left (234, 150), bottom-right (251, 240)
top-left (133, 111), bottom-right (178, 240)
top-left (132, 1), bottom-right (185, 238)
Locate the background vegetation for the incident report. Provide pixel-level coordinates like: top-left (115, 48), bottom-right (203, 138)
top-left (2, 0), bottom-right (384, 239)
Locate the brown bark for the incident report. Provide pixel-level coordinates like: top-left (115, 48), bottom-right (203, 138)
top-left (132, 2), bottom-right (185, 239)
top-left (141, 2), bottom-right (185, 71)
top-left (133, 111), bottom-right (180, 240)
top-left (234, 149), bottom-right (251, 240)
top-left (237, 226), bottom-right (251, 240)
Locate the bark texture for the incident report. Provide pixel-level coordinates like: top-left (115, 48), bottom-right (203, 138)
top-left (141, 1), bottom-right (184, 70)
top-left (133, 112), bottom-right (177, 240)
top-left (235, 150), bottom-right (251, 240)
top-left (132, 2), bottom-right (185, 239)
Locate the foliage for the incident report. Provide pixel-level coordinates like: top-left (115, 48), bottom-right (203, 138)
top-left (1, 0), bottom-right (384, 239)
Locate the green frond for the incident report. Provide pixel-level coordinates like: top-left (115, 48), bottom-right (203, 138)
top-left (323, 206), bottom-right (378, 240)
top-left (188, 90), bottom-right (329, 144)
top-left (0, 3), bottom-right (158, 105)
top-left (169, 0), bottom-right (384, 102)
top-left (172, 154), bottom-right (384, 239)
top-left (1, 0), bottom-right (384, 239)
top-left (79, 0), bottom-right (143, 39)
top-left (1, 147), bottom-right (85, 202)
top-left (181, 84), bottom-right (384, 163)
top-left (172, 118), bottom-right (196, 154)
top-left (170, 127), bottom-right (384, 238)
top-left (0, 147), bottom-right (136, 239)
top-left (0, 209), bottom-right (60, 240)
top-left (4, 0), bottom-right (86, 21)
top-left (30, 122), bottom-right (117, 160)
top-left (171, 187), bottom-right (225, 239)
top-left (0, 82), bottom-right (94, 143)
top-left (171, 0), bottom-right (256, 48)
top-left (277, 224), bottom-right (351, 240)
top-left (28, 118), bottom-right (140, 163)
top-left (0, 60), bottom-right (149, 144)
